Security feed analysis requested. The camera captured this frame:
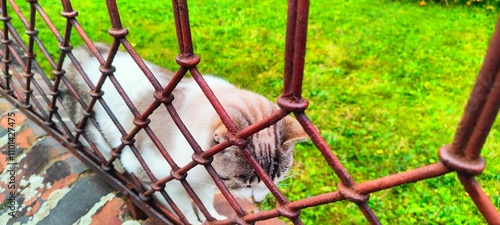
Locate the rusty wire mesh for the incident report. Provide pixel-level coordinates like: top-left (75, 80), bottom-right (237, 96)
top-left (0, 0), bottom-right (499, 224)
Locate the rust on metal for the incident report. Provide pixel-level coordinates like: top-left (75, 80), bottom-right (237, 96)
top-left (0, 0), bottom-right (499, 224)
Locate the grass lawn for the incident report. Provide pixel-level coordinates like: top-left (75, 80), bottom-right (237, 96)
top-left (7, 0), bottom-right (500, 224)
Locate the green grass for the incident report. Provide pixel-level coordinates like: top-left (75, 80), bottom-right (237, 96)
top-left (6, 0), bottom-right (500, 224)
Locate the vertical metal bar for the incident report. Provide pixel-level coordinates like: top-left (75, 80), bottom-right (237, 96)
top-left (283, 0), bottom-right (297, 96)
top-left (283, 0), bottom-right (309, 100)
top-left (0, 0), bottom-right (12, 94)
top-left (283, 1), bottom-right (382, 223)
top-left (463, 70), bottom-right (500, 160)
top-left (290, 0), bottom-right (309, 99)
top-left (23, 0), bottom-right (38, 109)
top-left (171, 0), bottom-right (194, 56)
top-left (451, 16), bottom-right (500, 157)
top-left (105, 0), bottom-right (122, 30)
top-left (171, 0), bottom-right (183, 53)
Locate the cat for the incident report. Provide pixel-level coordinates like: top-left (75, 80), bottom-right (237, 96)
top-left (60, 43), bottom-right (308, 224)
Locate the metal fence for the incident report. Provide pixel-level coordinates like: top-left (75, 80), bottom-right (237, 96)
top-left (0, 0), bottom-right (499, 224)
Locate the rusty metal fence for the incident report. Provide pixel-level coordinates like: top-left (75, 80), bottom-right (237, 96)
top-left (0, 0), bottom-right (499, 224)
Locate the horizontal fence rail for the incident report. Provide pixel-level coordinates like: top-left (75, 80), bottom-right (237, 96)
top-left (0, 0), bottom-right (499, 224)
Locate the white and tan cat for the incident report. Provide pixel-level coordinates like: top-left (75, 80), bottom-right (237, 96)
top-left (61, 43), bottom-right (307, 224)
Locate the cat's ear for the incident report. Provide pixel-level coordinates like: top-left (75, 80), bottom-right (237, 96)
top-left (214, 123), bottom-right (228, 144)
top-left (283, 116), bottom-right (309, 147)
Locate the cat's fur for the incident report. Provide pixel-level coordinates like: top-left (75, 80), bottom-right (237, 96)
top-left (60, 43), bottom-right (307, 224)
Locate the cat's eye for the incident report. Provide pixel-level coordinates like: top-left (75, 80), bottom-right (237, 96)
top-left (237, 175), bottom-right (249, 180)
top-left (220, 177), bottom-right (230, 181)
top-left (246, 184), bottom-right (251, 188)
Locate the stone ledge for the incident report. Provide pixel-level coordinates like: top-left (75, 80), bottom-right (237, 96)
top-left (0, 96), bottom-right (286, 225)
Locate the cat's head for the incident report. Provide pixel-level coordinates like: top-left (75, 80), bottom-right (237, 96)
top-left (211, 115), bottom-right (308, 202)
